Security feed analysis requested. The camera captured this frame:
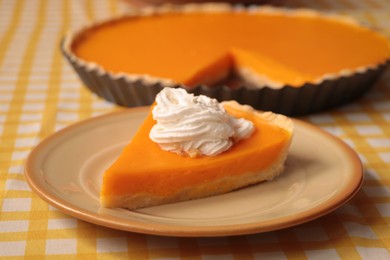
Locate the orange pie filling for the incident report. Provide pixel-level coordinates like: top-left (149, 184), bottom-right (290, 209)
top-left (72, 10), bottom-right (390, 88)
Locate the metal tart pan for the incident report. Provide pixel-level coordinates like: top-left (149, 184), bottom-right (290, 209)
top-left (62, 40), bottom-right (388, 116)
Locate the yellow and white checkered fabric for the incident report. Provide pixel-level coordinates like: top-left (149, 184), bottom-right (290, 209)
top-left (0, 0), bottom-right (389, 258)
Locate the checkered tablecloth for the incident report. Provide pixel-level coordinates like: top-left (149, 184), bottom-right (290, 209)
top-left (1, 0), bottom-right (389, 258)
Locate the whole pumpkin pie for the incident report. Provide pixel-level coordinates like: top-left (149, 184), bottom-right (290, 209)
top-left (101, 88), bottom-right (293, 209)
top-left (63, 3), bottom-right (390, 114)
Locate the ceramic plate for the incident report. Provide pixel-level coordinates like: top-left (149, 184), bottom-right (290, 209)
top-left (25, 107), bottom-right (363, 237)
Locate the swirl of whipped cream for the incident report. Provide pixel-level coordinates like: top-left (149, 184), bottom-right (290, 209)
top-left (149, 88), bottom-right (254, 157)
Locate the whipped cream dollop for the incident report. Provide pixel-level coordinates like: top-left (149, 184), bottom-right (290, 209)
top-left (149, 88), bottom-right (254, 157)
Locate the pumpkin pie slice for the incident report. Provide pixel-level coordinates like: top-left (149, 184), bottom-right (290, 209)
top-left (101, 100), bottom-right (293, 209)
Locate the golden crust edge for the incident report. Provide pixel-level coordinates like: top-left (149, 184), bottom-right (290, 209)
top-left (222, 100), bottom-right (294, 134)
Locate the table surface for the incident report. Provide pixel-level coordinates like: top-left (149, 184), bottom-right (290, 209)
top-left (1, 0), bottom-right (390, 258)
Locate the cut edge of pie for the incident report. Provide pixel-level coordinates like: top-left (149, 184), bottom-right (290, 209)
top-left (100, 100), bottom-right (294, 210)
